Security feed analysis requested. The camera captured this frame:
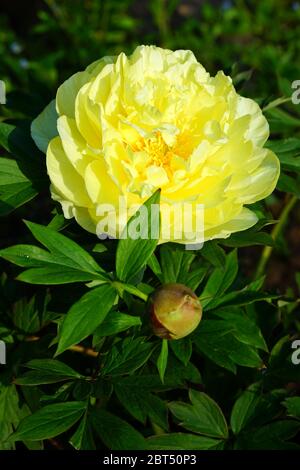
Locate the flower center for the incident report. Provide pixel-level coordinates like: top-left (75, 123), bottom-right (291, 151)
top-left (133, 132), bottom-right (173, 167)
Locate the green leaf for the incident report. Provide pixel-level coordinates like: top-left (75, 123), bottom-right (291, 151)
top-left (0, 121), bottom-right (46, 183)
top-left (211, 307), bottom-right (268, 351)
top-left (170, 338), bottom-right (192, 366)
top-left (93, 311), bottom-right (141, 342)
top-left (0, 384), bottom-right (21, 450)
top-left (11, 294), bottom-right (48, 334)
top-left (267, 138), bottom-right (300, 153)
top-left (277, 173), bottom-right (300, 198)
top-left (116, 190), bottom-right (160, 282)
top-left (236, 421), bottom-right (300, 450)
top-left (157, 339), bottom-right (168, 383)
top-left (10, 402), bottom-right (86, 441)
top-left (30, 100), bottom-right (58, 153)
top-left (112, 375), bottom-right (168, 393)
top-left (206, 289), bottom-right (277, 310)
top-left (24, 221), bottom-right (106, 276)
top-left (200, 250), bottom-right (238, 307)
top-left (164, 356), bottom-right (202, 386)
top-left (160, 245), bottom-right (195, 283)
top-left (0, 223), bottom-right (110, 284)
top-left (200, 241), bottom-right (226, 268)
top-left (266, 336), bottom-right (300, 386)
top-left (159, 246), bottom-right (206, 290)
top-left (101, 337), bottom-right (154, 376)
top-left (56, 283), bottom-right (117, 355)
top-left (223, 231), bottom-right (274, 248)
top-left (14, 359), bottom-right (83, 385)
top-left (181, 266), bottom-right (206, 291)
top-left (169, 390), bottom-right (228, 439)
top-left (283, 397), bottom-right (300, 418)
top-left (69, 412), bottom-right (95, 450)
top-left (230, 383), bottom-right (262, 435)
top-left (92, 409), bottom-right (145, 450)
top-left (147, 253), bottom-right (163, 280)
top-left (266, 107), bottom-right (300, 129)
top-left (16, 266), bottom-right (106, 284)
top-left (0, 244), bottom-right (60, 268)
top-left (194, 320), bottom-right (262, 371)
top-left (114, 382), bottom-right (168, 430)
top-left (277, 153), bottom-right (300, 172)
top-left (231, 385), bottom-right (286, 435)
top-left (147, 433), bottom-right (224, 450)
top-left (0, 158), bottom-right (37, 216)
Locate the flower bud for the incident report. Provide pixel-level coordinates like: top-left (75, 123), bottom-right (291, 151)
top-left (149, 283), bottom-right (202, 340)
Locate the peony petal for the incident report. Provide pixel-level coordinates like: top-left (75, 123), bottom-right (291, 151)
top-left (47, 137), bottom-right (91, 207)
top-left (84, 160), bottom-right (121, 206)
top-left (56, 71), bottom-right (90, 117)
top-left (57, 115), bottom-right (95, 174)
top-left (205, 207), bottom-right (258, 240)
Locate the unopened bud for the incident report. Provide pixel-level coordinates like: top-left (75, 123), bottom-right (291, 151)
top-left (149, 283), bottom-right (202, 340)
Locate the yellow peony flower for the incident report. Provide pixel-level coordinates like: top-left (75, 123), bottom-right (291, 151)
top-left (31, 45), bottom-right (279, 244)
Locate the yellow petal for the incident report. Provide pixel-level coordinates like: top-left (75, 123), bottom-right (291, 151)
top-left (57, 115), bottom-right (95, 174)
top-left (84, 160), bottom-right (121, 206)
top-left (146, 165), bottom-right (169, 187)
top-left (47, 137), bottom-right (91, 207)
top-left (56, 71), bottom-right (90, 117)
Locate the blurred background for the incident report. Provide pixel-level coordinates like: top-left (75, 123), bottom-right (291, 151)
top-left (0, 0), bottom-right (300, 294)
top-left (1, 0), bottom-right (300, 103)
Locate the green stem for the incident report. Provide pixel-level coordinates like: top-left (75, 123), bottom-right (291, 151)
top-left (113, 281), bottom-right (149, 302)
top-left (255, 195), bottom-right (298, 280)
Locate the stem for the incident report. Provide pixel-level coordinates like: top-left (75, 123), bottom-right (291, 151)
top-left (25, 336), bottom-right (99, 358)
top-left (68, 344), bottom-right (99, 358)
top-left (113, 281), bottom-right (149, 302)
top-left (255, 195), bottom-right (298, 280)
